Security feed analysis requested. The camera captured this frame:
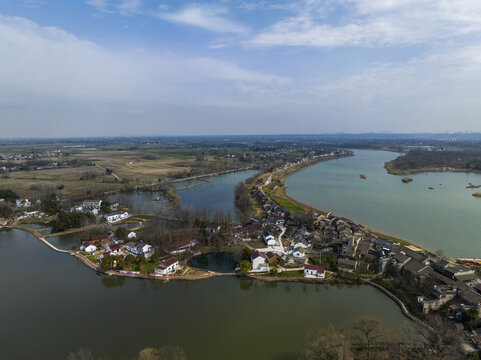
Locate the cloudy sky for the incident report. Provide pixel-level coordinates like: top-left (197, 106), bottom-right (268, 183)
top-left (1, 0), bottom-right (481, 137)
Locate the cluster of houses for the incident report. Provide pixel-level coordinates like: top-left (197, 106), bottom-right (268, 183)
top-left (81, 200), bottom-right (129, 223)
top-left (79, 230), bottom-right (184, 276)
top-left (81, 232), bottom-right (153, 258)
top-left (235, 163), bottom-right (481, 316)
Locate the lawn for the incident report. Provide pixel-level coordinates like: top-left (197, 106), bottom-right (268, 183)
top-left (273, 197), bottom-right (304, 213)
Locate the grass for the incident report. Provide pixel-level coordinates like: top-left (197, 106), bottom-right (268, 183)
top-left (134, 215), bottom-right (151, 220)
top-left (141, 262), bottom-right (157, 274)
top-left (273, 197), bottom-right (304, 213)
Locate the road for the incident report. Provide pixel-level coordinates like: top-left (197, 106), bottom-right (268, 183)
top-left (95, 164), bottom-right (123, 182)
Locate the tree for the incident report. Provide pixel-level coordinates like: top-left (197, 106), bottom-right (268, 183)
top-left (305, 325), bottom-right (353, 360)
top-left (0, 189), bottom-right (19, 203)
top-left (351, 317), bottom-right (388, 360)
top-left (41, 199), bottom-right (61, 215)
top-left (52, 211), bottom-right (95, 232)
top-left (99, 254), bottom-right (116, 270)
top-left (417, 315), bottom-right (463, 359)
top-left (137, 346), bottom-right (188, 360)
top-left (0, 204), bottom-right (13, 218)
top-left (239, 260), bottom-right (252, 274)
top-left (234, 181), bottom-right (251, 223)
top-left (100, 200), bottom-right (111, 214)
top-left (66, 348), bottom-right (94, 360)
top-left (462, 308), bottom-right (479, 329)
top-left (114, 227), bottom-right (129, 240)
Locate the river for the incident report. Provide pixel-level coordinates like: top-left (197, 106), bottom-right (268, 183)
top-left (286, 149), bottom-right (481, 258)
top-left (0, 229), bottom-right (412, 360)
top-left (111, 170), bottom-right (258, 217)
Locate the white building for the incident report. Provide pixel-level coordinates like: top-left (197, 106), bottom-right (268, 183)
top-left (155, 258), bottom-right (180, 275)
top-left (82, 200), bottom-right (102, 212)
top-left (251, 251), bottom-right (268, 272)
top-left (293, 248), bottom-right (306, 259)
top-left (127, 231), bottom-right (136, 239)
top-left (24, 209), bottom-right (39, 217)
top-left (263, 233), bottom-right (276, 247)
top-left (104, 211), bottom-right (129, 223)
top-left (83, 242), bottom-right (97, 253)
top-left (16, 198), bottom-right (31, 208)
top-left (126, 242), bottom-right (153, 257)
top-left (304, 265), bottom-right (325, 279)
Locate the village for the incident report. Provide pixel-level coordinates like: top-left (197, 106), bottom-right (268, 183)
top-left (3, 150), bottom-right (481, 353)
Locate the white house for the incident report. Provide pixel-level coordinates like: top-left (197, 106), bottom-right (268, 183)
top-left (251, 251), bottom-right (268, 272)
top-left (126, 242), bottom-right (153, 257)
top-left (82, 242), bottom-right (97, 253)
top-left (24, 208), bottom-right (39, 217)
top-left (293, 242), bottom-right (309, 249)
top-left (82, 200), bottom-right (102, 212)
top-left (304, 264), bottom-right (325, 279)
top-left (155, 258), bottom-right (180, 275)
top-left (104, 211), bottom-right (129, 223)
top-left (293, 248), bottom-right (306, 259)
top-left (125, 242), bottom-right (139, 254)
top-left (105, 244), bottom-right (121, 254)
top-left (127, 231), bottom-right (136, 239)
top-left (16, 198), bottom-right (31, 208)
top-left (263, 233), bottom-right (276, 247)
top-left (137, 243), bottom-right (153, 257)
top-left (170, 239), bottom-right (197, 254)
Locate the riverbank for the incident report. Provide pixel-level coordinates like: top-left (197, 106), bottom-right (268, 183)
top-left (384, 161), bottom-right (481, 176)
top-left (260, 153), bottom-right (353, 214)
top-left (4, 222), bottom-right (428, 327)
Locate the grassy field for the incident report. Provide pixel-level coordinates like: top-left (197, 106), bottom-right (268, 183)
top-left (0, 145), bottom-right (243, 198)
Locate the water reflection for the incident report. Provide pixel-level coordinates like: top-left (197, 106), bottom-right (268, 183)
top-left (101, 276), bottom-right (126, 288)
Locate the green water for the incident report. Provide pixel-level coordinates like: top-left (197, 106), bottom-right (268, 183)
top-left (0, 229), bottom-right (411, 360)
top-left (286, 149), bottom-right (481, 258)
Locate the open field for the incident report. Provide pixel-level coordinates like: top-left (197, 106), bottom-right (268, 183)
top-left (0, 144), bottom-right (247, 198)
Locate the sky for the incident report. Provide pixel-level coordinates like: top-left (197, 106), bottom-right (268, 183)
top-left (1, 0), bottom-right (481, 137)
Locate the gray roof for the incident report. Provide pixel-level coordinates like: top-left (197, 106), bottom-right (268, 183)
top-left (394, 252), bottom-right (410, 264)
top-left (454, 272), bottom-right (478, 282)
top-left (403, 260), bottom-right (425, 274)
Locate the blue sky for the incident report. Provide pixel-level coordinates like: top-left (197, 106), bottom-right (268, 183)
top-left (1, 0), bottom-right (481, 137)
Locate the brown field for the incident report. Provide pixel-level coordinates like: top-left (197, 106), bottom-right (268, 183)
top-left (0, 147), bottom-right (235, 198)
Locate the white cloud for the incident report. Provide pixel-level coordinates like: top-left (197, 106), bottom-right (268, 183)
top-left (157, 5), bottom-right (249, 35)
top-left (249, 0), bottom-right (481, 47)
top-left (86, 0), bottom-right (143, 16)
top-left (305, 44), bottom-right (481, 131)
top-left (0, 14), bottom-right (285, 106)
top-left (22, 0), bottom-right (48, 8)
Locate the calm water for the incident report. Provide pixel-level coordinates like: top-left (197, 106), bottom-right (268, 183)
top-left (178, 170), bottom-right (258, 217)
top-left (109, 192), bottom-right (170, 214)
top-left (188, 252), bottom-right (239, 273)
top-left (111, 170), bottom-right (257, 218)
top-left (47, 229), bottom-right (99, 250)
top-left (0, 229), bottom-right (411, 360)
top-left (286, 149), bottom-right (481, 258)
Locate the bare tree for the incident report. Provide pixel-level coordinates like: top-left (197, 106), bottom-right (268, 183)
top-left (137, 346), bottom-right (187, 360)
top-left (305, 324), bottom-right (353, 360)
top-left (351, 317), bottom-right (389, 360)
top-left (67, 348), bottom-right (94, 360)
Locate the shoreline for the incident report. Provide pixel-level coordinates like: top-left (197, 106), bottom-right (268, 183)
top-left (3, 219), bottom-right (425, 324)
top-left (1, 153), bottom-right (442, 326)
top-left (384, 162), bottom-right (481, 176)
top-left (270, 153), bottom-right (443, 255)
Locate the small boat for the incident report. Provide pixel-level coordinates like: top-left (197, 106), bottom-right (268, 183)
top-left (152, 197), bottom-right (161, 201)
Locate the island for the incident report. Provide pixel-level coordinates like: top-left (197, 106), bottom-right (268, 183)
top-left (385, 148), bottom-right (481, 174)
